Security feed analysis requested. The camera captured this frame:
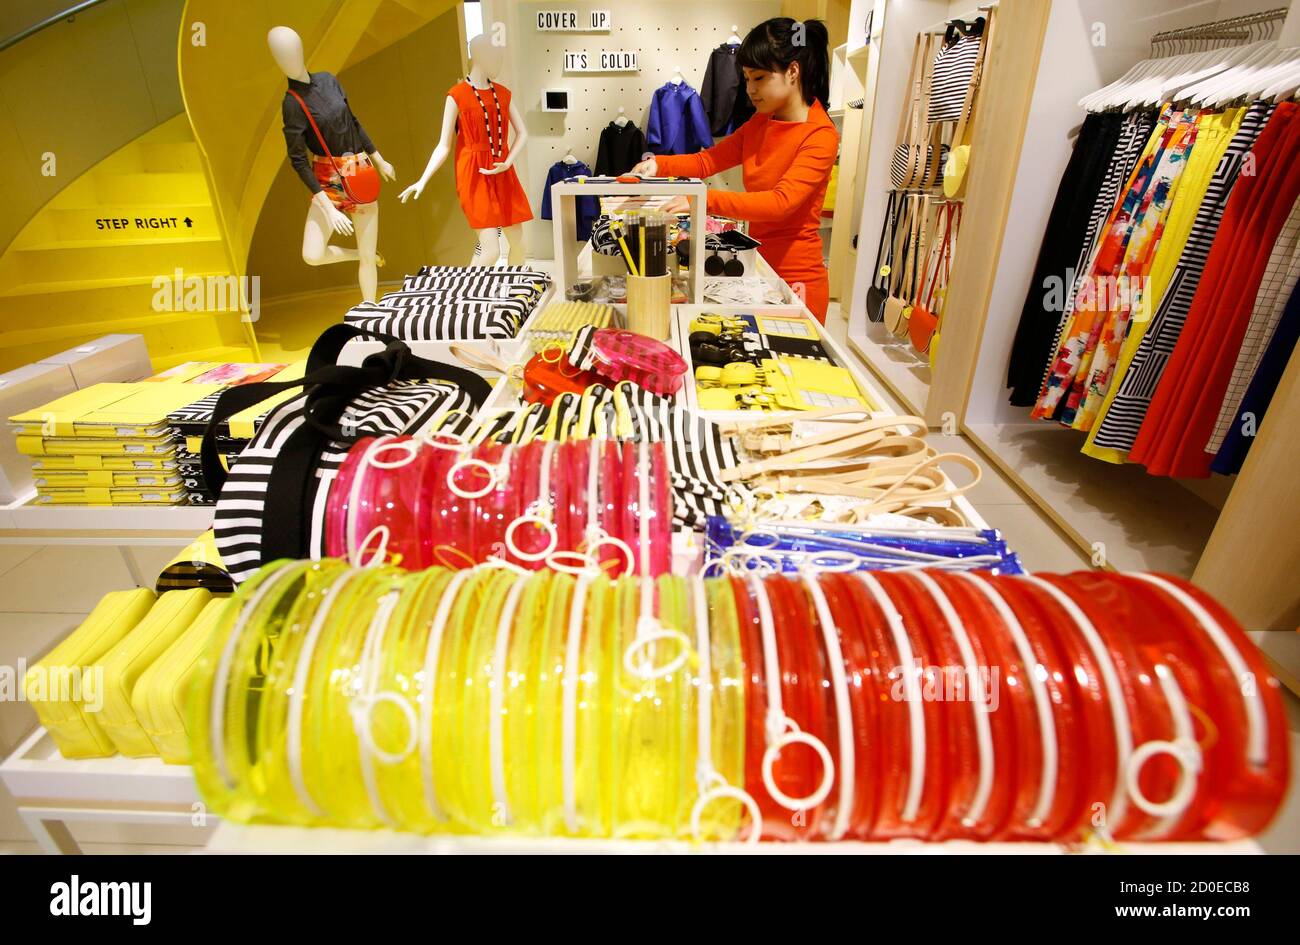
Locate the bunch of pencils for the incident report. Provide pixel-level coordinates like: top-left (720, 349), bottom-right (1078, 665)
top-left (611, 211), bottom-right (670, 278)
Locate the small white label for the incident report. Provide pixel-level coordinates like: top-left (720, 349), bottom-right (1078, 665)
top-left (76, 346), bottom-right (99, 353)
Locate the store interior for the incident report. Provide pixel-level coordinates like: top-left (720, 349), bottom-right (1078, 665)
top-left (0, 0), bottom-right (1297, 853)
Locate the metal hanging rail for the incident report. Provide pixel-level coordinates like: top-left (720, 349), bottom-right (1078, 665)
top-left (0, 0), bottom-right (111, 55)
top-left (1150, 8), bottom-right (1288, 57)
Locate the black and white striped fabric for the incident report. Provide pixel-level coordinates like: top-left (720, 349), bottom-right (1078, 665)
top-left (1090, 101), bottom-right (1273, 453)
top-left (889, 143), bottom-right (948, 190)
top-left (929, 34), bottom-right (981, 124)
top-left (339, 266), bottom-right (550, 342)
top-left (344, 300), bottom-right (528, 340)
top-left (1037, 107), bottom-right (1159, 402)
top-left (213, 380), bottom-right (475, 584)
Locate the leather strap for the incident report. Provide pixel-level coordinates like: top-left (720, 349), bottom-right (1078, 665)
top-left (288, 86), bottom-right (365, 203)
top-left (720, 415), bottom-right (929, 482)
top-left (895, 34), bottom-right (925, 152)
top-left (952, 7), bottom-right (995, 151)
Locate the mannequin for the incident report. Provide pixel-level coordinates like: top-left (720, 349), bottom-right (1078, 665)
top-left (269, 26), bottom-right (395, 302)
top-left (400, 33), bottom-right (532, 266)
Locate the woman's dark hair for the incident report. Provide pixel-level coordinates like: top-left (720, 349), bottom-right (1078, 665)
top-left (738, 17), bottom-right (831, 109)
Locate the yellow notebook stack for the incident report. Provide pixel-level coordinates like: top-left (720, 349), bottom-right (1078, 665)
top-left (10, 383), bottom-right (222, 505)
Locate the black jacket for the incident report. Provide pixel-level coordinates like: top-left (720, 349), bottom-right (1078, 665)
top-left (595, 121), bottom-right (647, 175)
top-left (282, 72), bottom-right (376, 194)
top-left (701, 44), bottom-right (754, 138)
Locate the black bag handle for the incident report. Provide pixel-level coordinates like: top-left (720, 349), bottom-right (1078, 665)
top-left (200, 323), bottom-right (491, 494)
top-left (871, 191), bottom-right (898, 293)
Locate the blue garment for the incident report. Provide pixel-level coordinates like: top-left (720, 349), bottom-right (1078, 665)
top-left (646, 82), bottom-right (713, 155)
top-left (1212, 280), bottom-right (1300, 475)
top-left (540, 160), bottom-right (598, 241)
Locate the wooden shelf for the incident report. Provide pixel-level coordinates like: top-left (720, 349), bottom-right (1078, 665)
top-left (963, 421), bottom-right (1221, 577)
top-left (846, 327), bottom-right (931, 417)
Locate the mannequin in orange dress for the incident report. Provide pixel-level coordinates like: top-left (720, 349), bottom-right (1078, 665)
top-left (400, 34), bottom-right (533, 266)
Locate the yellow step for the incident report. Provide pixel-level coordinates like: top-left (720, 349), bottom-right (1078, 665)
top-left (0, 309), bottom-right (250, 374)
top-left (90, 172), bottom-right (211, 205)
top-left (0, 272), bottom-right (233, 328)
top-left (21, 205), bottom-right (217, 244)
top-left (2, 236), bottom-right (228, 284)
top-left (138, 142), bottom-right (203, 174)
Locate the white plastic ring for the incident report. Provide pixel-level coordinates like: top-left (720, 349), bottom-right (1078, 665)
top-left (447, 457), bottom-right (497, 498)
top-left (546, 550), bottom-right (601, 575)
top-left (366, 440), bottom-right (420, 469)
top-left (761, 726), bottom-right (835, 811)
top-left (1126, 738), bottom-right (1201, 819)
top-left (622, 623), bottom-right (693, 681)
top-left (504, 514), bottom-right (559, 562)
top-left (420, 428), bottom-right (469, 451)
top-left (690, 784), bottom-right (763, 845)
top-left (351, 525), bottom-right (390, 569)
top-left (354, 692), bottom-right (418, 765)
top-left (584, 534), bottom-right (635, 575)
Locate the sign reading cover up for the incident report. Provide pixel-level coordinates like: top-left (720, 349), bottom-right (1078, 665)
top-left (537, 10), bottom-right (611, 31)
top-left (563, 50), bottom-right (638, 72)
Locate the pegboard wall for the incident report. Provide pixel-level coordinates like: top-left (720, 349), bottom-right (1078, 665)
top-left (507, 0), bottom-right (781, 258)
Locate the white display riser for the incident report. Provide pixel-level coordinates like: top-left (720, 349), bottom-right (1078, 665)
top-left (0, 728), bottom-right (205, 855)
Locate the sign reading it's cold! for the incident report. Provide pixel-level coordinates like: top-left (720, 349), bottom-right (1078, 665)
top-left (563, 50), bottom-right (638, 72)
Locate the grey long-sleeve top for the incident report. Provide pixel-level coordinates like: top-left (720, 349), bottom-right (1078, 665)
top-left (281, 72), bottom-right (376, 194)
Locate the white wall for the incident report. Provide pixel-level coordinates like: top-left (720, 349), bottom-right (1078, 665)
top-left (498, 0), bottom-right (781, 258)
top-left (966, 0), bottom-right (1291, 427)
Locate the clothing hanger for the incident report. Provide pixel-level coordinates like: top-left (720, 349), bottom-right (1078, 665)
top-left (1148, 42), bottom-right (1262, 106)
top-left (670, 65), bottom-right (685, 86)
top-left (1255, 46), bottom-right (1300, 102)
top-left (727, 24), bottom-right (741, 45)
top-left (562, 145), bottom-right (578, 165)
top-left (1177, 40), bottom-right (1278, 105)
top-left (614, 105), bottom-right (629, 128)
top-left (1080, 53), bottom-right (1169, 110)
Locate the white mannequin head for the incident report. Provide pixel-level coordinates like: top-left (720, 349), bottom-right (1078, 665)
top-left (267, 26), bottom-right (308, 81)
top-left (468, 33), bottom-right (505, 80)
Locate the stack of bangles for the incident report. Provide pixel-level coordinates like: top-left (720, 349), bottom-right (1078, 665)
top-left (189, 559), bottom-right (1289, 843)
top-left (324, 432), bottom-right (672, 577)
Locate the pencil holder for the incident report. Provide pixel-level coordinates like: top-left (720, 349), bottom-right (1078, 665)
top-left (626, 274), bottom-right (671, 341)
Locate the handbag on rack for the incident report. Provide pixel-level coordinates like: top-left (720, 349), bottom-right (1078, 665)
top-left (885, 195), bottom-right (929, 339)
top-left (288, 89), bottom-right (382, 205)
top-left (909, 199), bottom-right (960, 356)
top-left (890, 33), bottom-right (948, 191)
top-left (943, 7), bottom-right (996, 199)
top-left (865, 190), bottom-right (899, 323)
top-left (929, 17), bottom-right (986, 123)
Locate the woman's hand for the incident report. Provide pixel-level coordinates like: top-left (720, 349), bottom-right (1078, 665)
top-left (660, 195), bottom-right (690, 214)
top-left (630, 156), bottom-right (658, 176)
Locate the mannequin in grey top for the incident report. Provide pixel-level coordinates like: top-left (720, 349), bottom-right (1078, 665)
top-left (269, 25), bottom-right (395, 302)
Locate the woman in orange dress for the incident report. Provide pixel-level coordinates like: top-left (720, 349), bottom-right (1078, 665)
top-left (635, 19), bottom-right (838, 321)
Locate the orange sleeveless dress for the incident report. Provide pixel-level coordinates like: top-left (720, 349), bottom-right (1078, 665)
top-left (449, 80), bottom-right (533, 229)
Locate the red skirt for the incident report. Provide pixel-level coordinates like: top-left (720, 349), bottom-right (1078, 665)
top-left (454, 146), bottom-right (533, 229)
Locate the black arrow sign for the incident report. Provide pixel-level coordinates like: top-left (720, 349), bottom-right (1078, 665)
top-left (183, 217), bottom-right (193, 228)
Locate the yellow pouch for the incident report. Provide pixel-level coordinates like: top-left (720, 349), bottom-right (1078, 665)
top-left (97, 588), bottom-right (212, 756)
top-left (24, 588), bottom-right (157, 758)
top-left (32, 455), bottom-right (175, 471)
top-left (33, 470), bottom-right (180, 488)
top-left (34, 485), bottom-right (185, 505)
top-left (130, 596), bottom-right (231, 763)
top-left (763, 357), bottom-right (873, 411)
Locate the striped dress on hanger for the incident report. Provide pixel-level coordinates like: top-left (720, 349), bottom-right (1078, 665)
top-left (1088, 101), bottom-right (1273, 456)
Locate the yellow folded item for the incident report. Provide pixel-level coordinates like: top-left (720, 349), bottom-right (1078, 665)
top-left (763, 357), bottom-right (873, 411)
top-left (31, 455), bottom-right (176, 471)
top-left (34, 470), bottom-right (181, 488)
top-left (131, 596), bottom-right (230, 763)
top-left (97, 588), bottom-right (212, 757)
top-left (10, 382), bottom-right (221, 438)
top-left (25, 588), bottom-right (157, 758)
top-left (226, 361), bottom-right (307, 439)
top-left (16, 435), bottom-right (176, 457)
top-left (34, 486), bottom-right (185, 505)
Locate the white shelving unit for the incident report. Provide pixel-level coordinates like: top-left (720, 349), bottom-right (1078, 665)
top-left (548, 179), bottom-right (708, 305)
top-left (0, 492), bottom-right (211, 585)
top-left (0, 728), bottom-right (205, 855)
